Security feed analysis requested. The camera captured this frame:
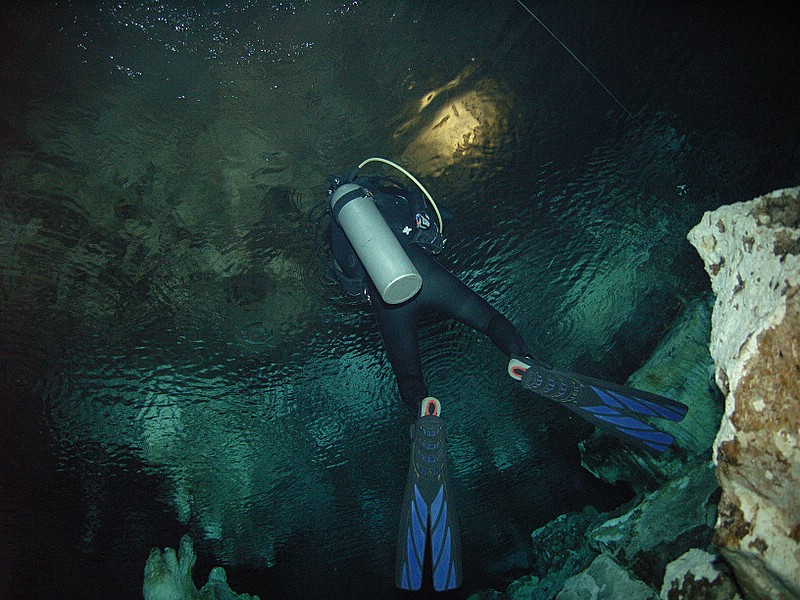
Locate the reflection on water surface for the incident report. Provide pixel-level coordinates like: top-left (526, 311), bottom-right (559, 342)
top-left (1, 1), bottom-right (798, 598)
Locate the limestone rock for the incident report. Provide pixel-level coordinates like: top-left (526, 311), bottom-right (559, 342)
top-left (143, 534), bottom-right (260, 600)
top-left (505, 507), bottom-right (601, 599)
top-left (501, 460), bottom-right (717, 599)
top-left (556, 554), bottom-right (657, 600)
top-left (625, 295), bottom-right (723, 457)
top-left (660, 548), bottom-right (742, 600)
top-left (587, 461), bottom-right (719, 586)
top-left (687, 186), bottom-right (800, 600)
top-left (143, 534), bottom-right (198, 600)
top-left (580, 295), bottom-right (723, 492)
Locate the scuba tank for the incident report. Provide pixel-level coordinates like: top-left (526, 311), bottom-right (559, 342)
top-left (329, 182), bottom-right (422, 304)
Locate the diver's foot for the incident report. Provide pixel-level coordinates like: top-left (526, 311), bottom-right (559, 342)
top-left (508, 357), bottom-right (529, 380)
top-left (508, 354), bottom-right (553, 380)
top-left (420, 396), bottom-right (441, 417)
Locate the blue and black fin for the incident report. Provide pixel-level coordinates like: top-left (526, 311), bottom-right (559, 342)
top-left (509, 356), bottom-right (688, 454)
top-left (395, 397), bottom-right (462, 591)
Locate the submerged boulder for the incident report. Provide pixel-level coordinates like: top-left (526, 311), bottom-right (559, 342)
top-left (556, 554), bottom-right (658, 600)
top-left (688, 185), bottom-right (800, 599)
top-left (499, 460), bottom-right (718, 600)
top-left (505, 507), bottom-right (602, 599)
top-left (580, 294), bottom-right (723, 492)
top-left (660, 548), bottom-right (742, 600)
top-left (586, 460), bottom-right (719, 588)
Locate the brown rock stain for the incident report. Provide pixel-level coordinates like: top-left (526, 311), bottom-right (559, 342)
top-left (714, 494), bottom-right (753, 547)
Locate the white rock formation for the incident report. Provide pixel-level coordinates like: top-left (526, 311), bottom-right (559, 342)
top-left (143, 534), bottom-right (260, 600)
top-left (687, 186), bottom-right (800, 600)
top-left (556, 554), bottom-right (657, 600)
top-left (660, 548), bottom-right (742, 600)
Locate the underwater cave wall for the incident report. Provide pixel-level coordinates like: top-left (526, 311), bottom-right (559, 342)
top-left (688, 186), bottom-right (800, 599)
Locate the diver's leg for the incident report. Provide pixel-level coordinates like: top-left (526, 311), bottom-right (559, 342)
top-left (368, 282), bottom-right (428, 412)
top-left (407, 245), bottom-right (528, 357)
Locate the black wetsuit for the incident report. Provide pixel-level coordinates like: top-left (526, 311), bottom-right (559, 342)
top-left (366, 244), bottom-right (527, 411)
top-left (328, 179), bottom-right (527, 412)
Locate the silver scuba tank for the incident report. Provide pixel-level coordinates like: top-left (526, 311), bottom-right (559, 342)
top-left (330, 183), bottom-right (422, 304)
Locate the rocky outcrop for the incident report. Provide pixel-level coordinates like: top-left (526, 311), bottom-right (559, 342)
top-left (504, 507), bottom-right (602, 599)
top-left (480, 277), bottom-right (729, 600)
top-left (143, 534), bottom-right (260, 600)
top-left (557, 554), bottom-right (658, 600)
top-left (580, 294), bottom-right (723, 492)
top-left (687, 186), bottom-right (800, 599)
top-left (480, 187), bottom-right (800, 600)
top-left (660, 548), bottom-right (742, 600)
top-left (496, 460), bottom-right (720, 600)
top-left (586, 461), bottom-right (720, 587)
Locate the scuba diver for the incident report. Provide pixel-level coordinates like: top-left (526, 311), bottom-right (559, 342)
top-left (322, 158), bottom-right (688, 592)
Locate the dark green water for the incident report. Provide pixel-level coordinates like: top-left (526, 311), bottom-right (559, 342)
top-left (1, 1), bottom-right (798, 598)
